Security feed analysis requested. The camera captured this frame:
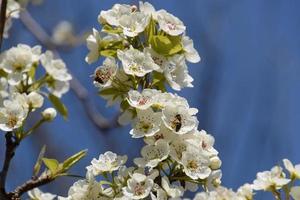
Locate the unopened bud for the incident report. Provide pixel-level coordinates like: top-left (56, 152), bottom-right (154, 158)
top-left (210, 156), bottom-right (222, 170)
top-left (42, 108), bottom-right (57, 121)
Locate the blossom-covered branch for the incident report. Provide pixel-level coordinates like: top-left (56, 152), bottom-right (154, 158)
top-left (19, 9), bottom-right (120, 132)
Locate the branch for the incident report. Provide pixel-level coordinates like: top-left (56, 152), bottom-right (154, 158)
top-left (8, 174), bottom-right (54, 200)
top-left (0, 0), bottom-right (7, 49)
top-left (19, 10), bottom-right (119, 132)
top-left (0, 132), bottom-right (20, 199)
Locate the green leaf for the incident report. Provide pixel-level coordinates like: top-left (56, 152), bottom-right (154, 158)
top-left (99, 180), bottom-right (113, 186)
top-left (0, 69), bottom-right (7, 77)
top-left (62, 149), bottom-right (87, 172)
top-left (145, 17), bottom-right (156, 45)
top-left (48, 93), bottom-right (68, 119)
top-left (99, 88), bottom-right (117, 96)
top-left (100, 49), bottom-right (117, 57)
top-left (150, 35), bottom-right (183, 57)
top-left (120, 99), bottom-right (130, 111)
top-left (99, 40), bottom-right (124, 58)
top-left (152, 72), bottom-right (165, 86)
top-left (33, 145), bottom-right (46, 177)
top-left (42, 158), bottom-right (59, 174)
top-left (102, 24), bottom-right (123, 34)
top-left (28, 66), bottom-right (36, 80)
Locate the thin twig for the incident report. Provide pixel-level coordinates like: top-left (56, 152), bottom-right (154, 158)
top-left (0, 132), bottom-right (20, 199)
top-left (0, 0), bottom-right (7, 49)
top-left (19, 10), bottom-right (119, 131)
top-left (8, 173), bottom-right (54, 200)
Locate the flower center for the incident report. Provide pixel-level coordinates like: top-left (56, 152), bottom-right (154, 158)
top-left (129, 63), bottom-right (141, 72)
top-left (134, 182), bottom-right (145, 196)
top-left (138, 97), bottom-right (148, 105)
top-left (187, 160), bottom-right (198, 170)
top-left (12, 62), bottom-right (24, 72)
top-left (6, 115), bottom-right (18, 128)
top-left (167, 22), bottom-right (176, 30)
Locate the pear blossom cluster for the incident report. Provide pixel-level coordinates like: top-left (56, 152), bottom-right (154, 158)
top-left (0, 44), bottom-right (71, 132)
top-left (47, 2), bottom-right (224, 200)
top-left (18, 1), bottom-right (299, 200)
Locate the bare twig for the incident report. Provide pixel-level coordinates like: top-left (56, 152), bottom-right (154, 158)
top-left (8, 173), bottom-right (54, 200)
top-left (20, 10), bottom-right (119, 131)
top-left (0, 0), bottom-right (7, 49)
top-left (0, 133), bottom-right (20, 199)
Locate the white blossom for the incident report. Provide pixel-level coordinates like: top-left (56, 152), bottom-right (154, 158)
top-left (85, 28), bottom-right (101, 64)
top-left (87, 151), bottom-right (127, 175)
top-left (134, 139), bottom-right (170, 168)
top-left (164, 55), bottom-right (193, 91)
top-left (119, 12), bottom-right (150, 37)
top-left (117, 47), bottom-right (160, 77)
top-left (156, 9), bottom-right (186, 36)
top-left (47, 80), bottom-right (70, 98)
top-left (66, 176), bottom-right (103, 200)
top-left (93, 57), bottom-right (118, 88)
top-left (52, 21), bottom-right (75, 45)
top-left (162, 104), bottom-right (198, 135)
top-left (161, 176), bottom-right (184, 198)
top-left (237, 184), bottom-right (254, 200)
top-left (139, 1), bottom-right (157, 19)
top-left (123, 173), bottom-right (154, 199)
top-left (283, 159), bottom-right (300, 179)
top-left (184, 130), bottom-right (218, 156)
top-left (193, 186), bottom-right (243, 200)
top-left (0, 78), bottom-right (9, 102)
top-left (206, 170), bottom-right (222, 191)
top-left (0, 95), bottom-right (28, 131)
top-left (28, 188), bottom-right (57, 200)
top-left (130, 109), bottom-right (161, 138)
top-left (7, 0), bottom-right (20, 20)
top-left (169, 137), bottom-right (188, 162)
top-left (144, 124), bottom-right (176, 145)
top-left (127, 89), bottom-right (160, 110)
top-left (181, 148), bottom-right (211, 180)
top-left (40, 51), bottom-right (72, 82)
top-left (98, 4), bottom-right (133, 27)
top-left (291, 186), bottom-right (300, 200)
top-left (0, 44), bottom-right (41, 85)
top-left (182, 36), bottom-right (200, 63)
top-left (252, 166), bottom-right (290, 191)
top-left (26, 91), bottom-right (44, 110)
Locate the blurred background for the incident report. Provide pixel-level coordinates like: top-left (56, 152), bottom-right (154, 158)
top-left (1, 0), bottom-right (300, 199)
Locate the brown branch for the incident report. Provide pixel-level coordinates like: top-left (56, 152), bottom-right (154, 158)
top-left (19, 10), bottom-right (119, 132)
top-left (7, 173), bottom-right (54, 200)
top-left (0, 0), bottom-right (7, 49)
top-left (0, 132), bottom-right (20, 199)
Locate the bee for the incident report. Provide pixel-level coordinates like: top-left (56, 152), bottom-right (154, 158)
top-left (173, 114), bottom-right (182, 132)
top-left (93, 69), bottom-right (105, 84)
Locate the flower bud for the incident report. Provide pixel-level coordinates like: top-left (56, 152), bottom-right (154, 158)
top-left (210, 156), bottom-right (222, 170)
top-left (42, 108), bottom-right (57, 121)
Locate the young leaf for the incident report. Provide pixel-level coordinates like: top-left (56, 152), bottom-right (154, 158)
top-left (99, 88), bottom-right (117, 96)
top-left (48, 93), bottom-right (68, 119)
top-left (42, 158), bottom-right (59, 174)
top-left (62, 149), bottom-right (87, 172)
top-left (150, 35), bottom-right (183, 56)
top-left (102, 24), bottom-right (123, 34)
top-left (33, 145), bottom-right (47, 177)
